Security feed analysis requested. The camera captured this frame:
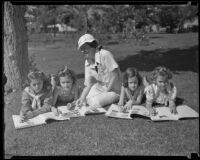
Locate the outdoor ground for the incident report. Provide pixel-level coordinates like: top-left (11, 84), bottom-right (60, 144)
top-left (4, 32), bottom-right (199, 157)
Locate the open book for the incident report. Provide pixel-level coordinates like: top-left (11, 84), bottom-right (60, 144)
top-left (106, 104), bottom-right (199, 121)
top-left (12, 106), bottom-right (71, 129)
top-left (79, 106), bottom-right (107, 116)
top-left (13, 105), bottom-right (107, 129)
top-left (59, 105), bottom-right (107, 117)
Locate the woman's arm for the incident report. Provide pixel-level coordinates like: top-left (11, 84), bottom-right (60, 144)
top-left (76, 76), bottom-right (95, 106)
top-left (73, 84), bottom-right (81, 101)
top-left (79, 85), bottom-right (92, 104)
top-left (52, 87), bottom-right (59, 106)
top-left (118, 86), bottom-right (125, 106)
top-left (106, 68), bottom-right (119, 92)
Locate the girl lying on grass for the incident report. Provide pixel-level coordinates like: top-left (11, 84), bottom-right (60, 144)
top-left (118, 67), bottom-right (145, 111)
top-left (144, 66), bottom-right (177, 116)
top-left (20, 71), bottom-right (57, 122)
top-left (51, 66), bottom-right (81, 111)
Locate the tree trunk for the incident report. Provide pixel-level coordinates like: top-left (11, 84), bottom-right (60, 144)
top-left (4, 2), bottom-right (29, 90)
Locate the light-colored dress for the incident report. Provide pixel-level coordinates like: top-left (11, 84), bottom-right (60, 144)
top-left (144, 83), bottom-right (177, 106)
top-left (84, 49), bottom-right (121, 107)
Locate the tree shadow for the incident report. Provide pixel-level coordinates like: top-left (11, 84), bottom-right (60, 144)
top-left (148, 36), bottom-right (164, 39)
top-left (118, 46), bottom-right (198, 73)
top-left (175, 97), bottom-right (184, 106)
top-left (76, 73), bottom-right (84, 80)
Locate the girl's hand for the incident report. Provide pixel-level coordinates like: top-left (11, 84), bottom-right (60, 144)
top-left (26, 111), bottom-right (35, 119)
top-left (19, 114), bottom-right (28, 123)
top-left (66, 103), bottom-right (72, 110)
top-left (169, 101), bottom-right (177, 114)
top-left (148, 107), bottom-right (157, 116)
top-left (51, 107), bottom-right (61, 116)
top-left (124, 100), bottom-right (133, 111)
top-left (169, 105), bottom-right (177, 114)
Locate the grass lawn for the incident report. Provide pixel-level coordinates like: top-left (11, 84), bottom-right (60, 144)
top-left (4, 32), bottom-right (199, 157)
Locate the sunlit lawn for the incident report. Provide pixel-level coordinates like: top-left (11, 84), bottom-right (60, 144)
top-left (4, 32), bottom-right (199, 157)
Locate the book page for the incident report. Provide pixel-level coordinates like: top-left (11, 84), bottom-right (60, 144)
top-left (41, 111), bottom-right (70, 121)
top-left (57, 105), bottom-right (71, 114)
top-left (176, 105), bottom-right (199, 119)
top-left (105, 104), bottom-right (132, 119)
top-left (61, 109), bottom-right (82, 118)
top-left (12, 115), bottom-right (46, 129)
top-left (131, 105), bottom-right (150, 118)
top-left (151, 107), bottom-right (179, 121)
top-left (79, 106), bottom-right (107, 116)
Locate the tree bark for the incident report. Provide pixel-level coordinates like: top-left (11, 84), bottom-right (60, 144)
top-left (4, 2), bottom-right (29, 90)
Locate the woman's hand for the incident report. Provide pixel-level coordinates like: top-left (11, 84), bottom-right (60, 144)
top-left (75, 98), bottom-right (87, 109)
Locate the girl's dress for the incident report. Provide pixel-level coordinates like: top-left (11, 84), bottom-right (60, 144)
top-left (124, 85), bottom-right (144, 103)
top-left (144, 83), bottom-right (177, 106)
top-left (20, 86), bottom-right (53, 116)
top-left (55, 85), bottom-right (81, 106)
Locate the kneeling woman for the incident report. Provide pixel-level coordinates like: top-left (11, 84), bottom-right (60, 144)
top-left (76, 34), bottom-right (121, 108)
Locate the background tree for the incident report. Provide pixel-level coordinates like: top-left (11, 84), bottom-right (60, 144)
top-left (4, 2), bottom-right (29, 90)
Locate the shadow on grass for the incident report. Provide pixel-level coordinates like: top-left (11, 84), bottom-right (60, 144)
top-left (130, 114), bottom-right (151, 120)
top-left (118, 45), bottom-right (198, 73)
top-left (149, 36), bottom-right (164, 39)
top-left (45, 119), bottom-right (64, 124)
top-left (175, 97), bottom-right (184, 106)
top-left (77, 73), bottom-right (84, 80)
top-left (76, 46), bottom-right (198, 80)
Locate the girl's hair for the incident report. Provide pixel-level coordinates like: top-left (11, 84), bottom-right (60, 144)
top-left (123, 67), bottom-right (143, 88)
top-left (85, 40), bottom-right (103, 51)
top-left (57, 66), bottom-right (76, 85)
top-left (151, 66), bottom-right (172, 83)
top-left (26, 71), bottom-right (51, 91)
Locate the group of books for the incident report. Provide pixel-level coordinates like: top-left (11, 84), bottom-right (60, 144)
top-left (12, 104), bottom-right (199, 129)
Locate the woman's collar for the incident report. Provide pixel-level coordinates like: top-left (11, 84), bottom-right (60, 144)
top-left (85, 59), bottom-right (97, 68)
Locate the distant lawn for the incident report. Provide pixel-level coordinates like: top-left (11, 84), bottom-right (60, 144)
top-left (4, 32), bottom-right (199, 157)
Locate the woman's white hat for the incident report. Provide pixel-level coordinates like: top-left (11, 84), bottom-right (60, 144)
top-left (78, 34), bottom-right (96, 49)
